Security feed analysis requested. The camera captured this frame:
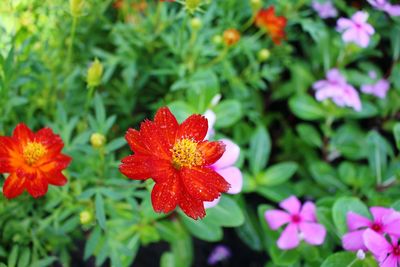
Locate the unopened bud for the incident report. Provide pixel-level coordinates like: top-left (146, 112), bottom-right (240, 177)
top-left (185, 0), bottom-right (201, 14)
top-left (356, 249), bottom-right (365, 260)
top-left (250, 0), bottom-right (262, 11)
top-left (223, 29), bottom-right (241, 46)
top-left (90, 133), bottom-right (106, 148)
top-left (190, 17), bottom-right (202, 30)
top-left (86, 58), bottom-right (103, 88)
top-left (258, 49), bottom-right (270, 62)
top-left (80, 210), bottom-right (93, 225)
top-left (212, 35), bottom-right (223, 45)
top-left (70, 0), bottom-right (85, 17)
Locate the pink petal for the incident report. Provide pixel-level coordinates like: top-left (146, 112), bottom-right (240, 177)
top-left (212, 139), bottom-right (240, 169)
top-left (342, 29), bottom-right (357, 43)
top-left (327, 68), bottom-right (346, 84)
top-left (342, 230), bottom-right (367, 251)
top-left (356, 31), bottom-right (370, 48)
top-left (352, 11), bottom-right (368, 23)
top-left (370, 207), bottom-right (392, 222)
top-left (363, 229), bottom-right (392, 260)
top-left (277, 224), bottom-right (300, 250)
top-left (204, 197), bottom-right (221, 209)
top-left (216, 167), bottom-right (242, 194)
top-left (381, 254), bottom-right (398, 267)
top-left (337, 18), bottom-right (353, 30)
top-left (300, 201), bottom-right (317, 222)
top-left (347, 212), bottom-right (371, 231)
top-left (279, 196), bottom-right (301, 215)
top-left (265, 210), bottom-right (291, 230)
top-left (299, 222), bottom-right (326, 245)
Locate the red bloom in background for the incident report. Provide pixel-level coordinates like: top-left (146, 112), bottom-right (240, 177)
top-left (255, 7), bottom-right (287, 45)
top-left (119, 107), bottom-right (230, 219)
top-left (0, 123), bottom-right (71, 199)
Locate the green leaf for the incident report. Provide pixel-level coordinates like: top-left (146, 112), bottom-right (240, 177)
top-left (249, 125), bottom-right (271, 174)
top-left (84, 227), bottom-right (101, 260)
top-left (332, 197), bottom-right (370, 236)
top-left (214, 100), bottom-right (243, 128)
top-left (309, 161), bottom-right (347, 191)
top-left (160, 252), bottom-right (175, 267)
top-left (296, 124), bottom-right (322, 147)
top-left (257, 162), bottom-right (298, 186)
top-left (31, 257), bottom-right (57, 267)
top-left (8, 245), bottom-right (18, 267)
top-left (17, 248), bottom-right (30, 267)
top-left (181, 214), bottom-right (222, 242)
top-left (168, 101), bottom-right (196, 123)
top-left (105, 137), bottom-right (126, 153)
top-left (394, 123), bottom-right (400, 150)
top-left (205, 196), bottom-right (244, 227)
top-left (321, 252), bottom-right (362, 267)
top-left (289, 95), bottom-right (325, 120)
top-left (95, 193), bottom-right (106, 229)
top-left (94, 93), bottom-right (106, 124)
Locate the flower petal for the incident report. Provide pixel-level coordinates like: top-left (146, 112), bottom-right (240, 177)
top-left (347, 212), bottom-right (371, 231)
top-left (119, 155), bottom-right (153, 180)
top-left (212, 139), bottom-right (240, 169)
top-left (45, 171), bottom-right (68, 186)
top-left (26, 172), bottom-right (48, 198)
top-left (299, 222), bottom-right (326, 245)
top-left (279, 196), bottom-right (301, 215)
top-left (154, 107), bottom-right (179, 147)
top-left (300, 201), bottom-right (317, 222)
top-left (197, 141), bottom-right (225, 166)
top-left (13, 123), bottom-right (34, 144)
top-left (342, 230), bottom-right (366, 251)
top-left (151, 174), bottom-right (180, 214)
top-left (139, 120), bottom-right (170, 159)
top-left (381, 255), bottom-right (398, 267)
top-left (363, 229), bottom-right (391, 260)
top-left (370, 207), bottom-right (392, 222)
top-left (125, 128), bottom-right (150, 155)
top-left (181, 167), bottom-right (229, 201)
top-left (204, 197), bottom-right (221, 209)
top-left (277, 224), bottom-right (299, 250)
top-left (265, 210), bottom-right (291, 230)
top-left (216, 167), bottom-right (242, 194)
top-left (177, 114), bottom-right (208, 142)
top-left (179, 190), bottom-right (206, 220)
top-left (2, 173), bottom-right (26, 199)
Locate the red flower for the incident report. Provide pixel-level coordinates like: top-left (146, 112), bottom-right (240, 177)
top-left (255, 7), bottom-right (287, 45)
top-left (0, 123), bottom-right (71, 199)
top-left (119, 107), bottom-right (230, 219)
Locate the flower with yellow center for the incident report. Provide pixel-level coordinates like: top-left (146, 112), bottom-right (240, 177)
top-left (171, 139), bottom-right (203, 169)
top-left (23, 142), bottom-right (47, 166)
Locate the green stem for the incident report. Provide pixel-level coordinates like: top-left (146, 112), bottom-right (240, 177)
top-left (67, 16), bottom-right (78, 69)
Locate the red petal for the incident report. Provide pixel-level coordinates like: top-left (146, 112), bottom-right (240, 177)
top-left (13, 123), bottom-right (34, 143)
top-left (26, 172), bottom-right (48, 198)
top-left (125, 128), bottom-right (150, 155)
top-left (154, 107), bottom-right (179, 147)
top-left (0, 158), bottom-right (11, 173)
top-left (197, 141), bottom-right (225, 165)
top-left (0, 136), bottom-right (16, 156)
top-left (45, 171), bottom-right (68, 186)
top-left (35, 128), bottom-right (64, 155)
top-left (178, 190), bottom-right (206, 220)
top-left (177, 114), bottom-right (208, 142)
top-left (151, 174), bottom-right (180, 213)
top-left (140, 120), bottom-right (170, 159)
top-left (2, 173), bottom-right (26, 199)
top-left (150, 159), bottom-right (176, 184)
top-left (180, 167), bottom-right (229, 201)
top-left (119, 155), bottom-right (152, 180)
top-left (39, 154), bottom-right (71, 173)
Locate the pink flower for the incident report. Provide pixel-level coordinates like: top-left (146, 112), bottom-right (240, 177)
top-left (337, 11), bottom-right (375, 48)
top-left (204, 138), bottom-right (243, 208)
top-left (313, 68), bottom-right (362, 111)
top-left (207, 245), bottom-right (231, 265)
top-left (363, 229), bottom-right (400, 266)
top-left (203, 110), bottom-right (243, 209)
top-left (312, 0), bottom-right (338, 18)
top-left (368, 0), bottom-right (400, 16)
top-left (361, 79), bottom-right (390, 99)
top-left (342, 207), bottom-right (400, 251)
top-left (264, 196), bottom-right (326, 250)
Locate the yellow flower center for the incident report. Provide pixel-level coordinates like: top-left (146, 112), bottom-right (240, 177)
top-left (171, 139), bottom-right (203, 169)
top-left (23, 142), bottom-right (47, 166)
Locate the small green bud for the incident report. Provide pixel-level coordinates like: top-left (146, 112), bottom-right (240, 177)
top-left (70, 0), bottom-right (85, 17)
top-left (185, 0), bottom-right (201, 14)
top-left (86, 58), bottom-right (103, 88)
top-left (90, 133), bottom-right (106, 148)
top-left (250, 0), bottom-right (262, 11)
top-left (80, 210), bottom-right (93, 225)
top-left (190, 17), bottom-right (202, 30)
top-left (212, 35), bottom-right (223, 45)
top-left (258, 49), bottom-right (271, 62)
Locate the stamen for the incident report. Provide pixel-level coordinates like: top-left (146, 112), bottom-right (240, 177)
top-left (171, 139), bottom-right (203, 169)
top-left (23, 142), bottom-right (47, 165)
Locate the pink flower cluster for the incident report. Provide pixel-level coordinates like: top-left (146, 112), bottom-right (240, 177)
top-left (368, 0), bottom-right (400, 16)
top-left (265, 196), bottom-right (326, 250)
top-left (337, 11), bottom-right (375, 48)
top-left (342, 207), bottom-right (400, 266)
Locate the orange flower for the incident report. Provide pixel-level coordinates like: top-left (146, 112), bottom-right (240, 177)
top-left (119, 107), bottom-right (230, 219)
top-left (223, 29), bottom-right (241, 46)
top-left (255, 7), bottom-right (287, 45)
top-left (0, 123), bottom-right (71, 199)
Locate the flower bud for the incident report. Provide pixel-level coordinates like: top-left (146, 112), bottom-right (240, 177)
top-left (185, 0), bottom-right (201, 14)
top-left (80, 210), bottom-right (93, 225)
top-left (70, 0), bottom-right (85, 17)
top-left (258, 49), bottom-right (271, 62)
top-left (190, 17), bottom-right (202, 30)
top-left (250, 0), bottom-right (262, 11)
top-left (90, 133), bottom-right (106, 148)
top-left (223, 29), bottom-right (241, 46)
top-left (212, 35), bottom-right (223, 45)
top-left (86, 58), bottom-right (103, 88)
top-left (356, 249), bottom-right (365, 260)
